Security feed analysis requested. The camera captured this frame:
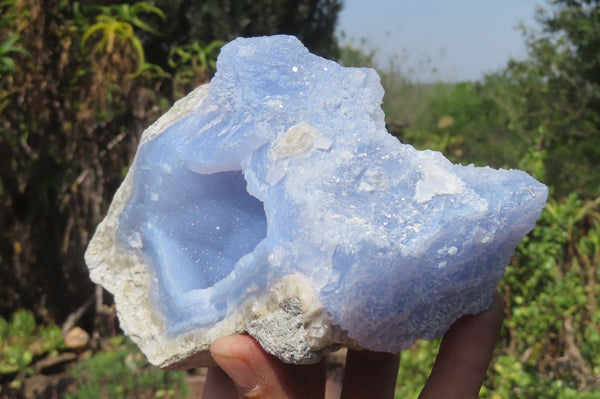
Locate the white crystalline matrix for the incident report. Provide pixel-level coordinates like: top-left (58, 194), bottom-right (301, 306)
top-left (85, 35), bottom-right (548, 367)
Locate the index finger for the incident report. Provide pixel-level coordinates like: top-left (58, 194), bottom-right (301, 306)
top-left (418, 291), bottom-right (505, 399)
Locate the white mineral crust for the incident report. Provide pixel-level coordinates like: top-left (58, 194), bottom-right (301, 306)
top-left (85, 35), bottom-right (548, 367)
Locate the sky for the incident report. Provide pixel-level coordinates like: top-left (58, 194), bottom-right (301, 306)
top-left (336, 0), bottom-right (542, 82)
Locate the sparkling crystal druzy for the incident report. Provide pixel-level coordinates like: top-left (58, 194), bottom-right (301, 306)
top-left (85, 35), bottom-right (547, 367)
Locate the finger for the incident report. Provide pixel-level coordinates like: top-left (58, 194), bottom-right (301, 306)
top-left (203, 366), bottom-right (239, 399)
top-left (419, 291), bottom-right (505, 399)
top-left (210, 334), bottom-right (326, 399)
top-left (340, 349), bottom-right (400, 399)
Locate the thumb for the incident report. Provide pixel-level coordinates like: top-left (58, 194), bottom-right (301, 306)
top-left (208, 335), bottom-right (325, 399)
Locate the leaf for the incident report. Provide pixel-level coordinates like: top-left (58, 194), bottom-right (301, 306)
top-left (81, 23), bottom-right (108, 51)
top-left (132, 2), bottom-right (166, 21)
top-left (0, 57), bottom-right (16, 72)
top-left (10, 309), bottom-right (35, 337)
top-left (0, 34), bottom-right (28, 58)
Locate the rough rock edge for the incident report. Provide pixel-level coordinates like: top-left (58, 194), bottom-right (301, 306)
top-left (84, 84), bottom-right (356, 368)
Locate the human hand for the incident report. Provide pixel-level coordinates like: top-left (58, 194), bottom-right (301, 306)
top-left (202, 291), bottom-right (504, 399)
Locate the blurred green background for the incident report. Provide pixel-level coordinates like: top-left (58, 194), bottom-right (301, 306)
top-left (0, 0), bottom-right (598, 397)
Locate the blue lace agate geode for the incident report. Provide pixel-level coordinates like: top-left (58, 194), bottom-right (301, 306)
top-left (86, 35), bottom-right (547, 367)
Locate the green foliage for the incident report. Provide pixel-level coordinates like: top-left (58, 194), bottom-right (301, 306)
top-left (484, 355), bottom-right (600, 399)
top-left (0, 33), bottom-right (28, 74)
top-left (481, 1), bottom-right (600, 197)
top-left (168, 40), bottom-right (225, 98)
top-left (148, 0), bottom-right (342, 62)
top-left (488, 194), bottom-right (600, 396)
top-left (398, 81), bottom-right (522, 167)
top-left (66, 336), bottom-right (188, 399)
top-left (337, 33), bottom-right (377, 68)
top-left (0, 310), bottom-right (64, 387)
top-left (6, 309), bottom-right (36, 338)
top-left (0, 1), bottom-right (27, 77)
top-left (518, 145), bottom-right (548, 183)
top-left (394, 340), bottom-right (439, 398)
top-left (0, 0), bottom-right (147, 327)
top-left (0, 0), bottom-right (20, 29)
top-left (541, 0), bottom-right (600, 86)
top-left (81, 1), bottom-right (166, 75)
top-left (90, 2), bottom-right (166, 35)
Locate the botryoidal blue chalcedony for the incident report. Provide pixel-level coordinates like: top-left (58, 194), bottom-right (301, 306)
top-left (85, 35), bottom-right (547, 368)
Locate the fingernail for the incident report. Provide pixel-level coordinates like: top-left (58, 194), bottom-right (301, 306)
top-left (219, 357), bottom-right (259, 392)
top-left (211, 337), bottom-right (259, 392)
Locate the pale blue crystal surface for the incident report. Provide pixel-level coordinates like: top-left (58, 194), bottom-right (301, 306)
top-left (116, 35), bottom-right (547, 351)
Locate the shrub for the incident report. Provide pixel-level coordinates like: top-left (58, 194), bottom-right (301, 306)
top-left (66, 336), bottom-right (188, 399)
top-left (0, 309), bottom-right (64, 388)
